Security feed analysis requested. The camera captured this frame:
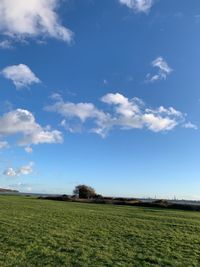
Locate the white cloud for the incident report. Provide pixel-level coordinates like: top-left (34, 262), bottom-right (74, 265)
top-left (45, 95), bottom-right (111, 137)
top-left (142, 113), bottom-right (177, 132)
top-left (119, 0), bottom-right (155, 13)
top-left (0, 0), bottom-right (73, 43)
top-left (0, 141), bottom-right (9, 149)
top-left (0, 40), bottom-right (13, 49)
top-left (2, 64), bottom-right (40, 88)
top-left (101, 93), bottom-right (141, 117)
top-left (152, 57), bottom-right (172, 75)
top-left (3, 168), bottom-right (17, 177)
top-left (19, 128), bottom-right (63, 146)
top-left (145, 106), bottom-right (183, 118)
top-left (50, 93), bottom-right (63, 101)
top-left (25, 147), bottom-right (33, 153)
top-left (0, 109), bottom-right (63, 146)
top-left (45, 93), bottom-right (191, 137)
top-left (3, 162), bottom-right (34, 177)
top-left (183, 122), bottom-right (198, 130)
top-left (147, 57), bottom-right (173, 82)
top-left (19, 162), bottom-right (34, 175)
top-left (101, 93), bottom-right (183, 133)
top-left (45, 95), bottom-right (108, 122)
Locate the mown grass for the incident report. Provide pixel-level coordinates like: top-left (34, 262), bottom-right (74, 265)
top-left (1, 196), bottom-right (200, 266)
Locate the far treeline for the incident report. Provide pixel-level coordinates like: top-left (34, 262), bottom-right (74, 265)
top-left (39, 184), bottom-right (200, 212)
top-left (0, 188), bottom-right (19, 193)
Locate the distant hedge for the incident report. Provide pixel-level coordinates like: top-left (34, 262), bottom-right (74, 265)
top-left (38, 195), bottom-right (200, 211)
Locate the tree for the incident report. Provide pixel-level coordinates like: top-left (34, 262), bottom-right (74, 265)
top-left (73, 184), bottom-right (96, 199)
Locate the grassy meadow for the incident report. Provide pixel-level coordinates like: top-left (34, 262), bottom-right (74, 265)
top-left (1, 195), bottom-right (200, 266)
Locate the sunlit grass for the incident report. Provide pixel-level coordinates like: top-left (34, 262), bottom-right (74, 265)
top-left (0, 195), bottom-right (200, 266)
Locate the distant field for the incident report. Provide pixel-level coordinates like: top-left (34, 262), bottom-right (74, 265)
top-left (1, 196), bottom-right (200, 266)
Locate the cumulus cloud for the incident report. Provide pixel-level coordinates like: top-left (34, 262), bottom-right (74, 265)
top-left (19, 162), bottom-right (34, 175)
top-left (2, 64), bottom-right (40, 88)
top-left (45, 93), bottom-right (191, 137)
top-left (3, 162), bottom-right (34, 177)
top-left (119, 0), bottom-right (155, 13)
top-left (101, 93), bottom-right (142, 117)
top-left (142, 113), bottom-right (177, 132)
top-left (0, 0), bottom-right (73, 43)
top-left (146, 57), bottom-right (173, 82)
top-left (45, 94), bottom-right (110, 136)
top-left (45, 98), bottom-right (106, 122)
top-left (101, 93), bottom-right (183, 133)
top-left (0, 109), bottom-right (63, 146)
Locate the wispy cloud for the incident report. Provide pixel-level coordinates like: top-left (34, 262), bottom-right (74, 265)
top-left (2, 64), bottom-right (40, 88)
top-left (146, 57), bottom-right (173, 82)
top-left (24, 147), bottom-right (33, 154)
top-left (45, 92), bottom-right (192, 137)
top-left (183, 122), bottom-right (198, 130)
top-left (8, 182), bottom-right (32, 192)
top-left (0, 141), bottom-right (9, 149)
top-left (0, 40), bottom-right (13, 49)
top-left (119, 0), bottom-right (155, 13)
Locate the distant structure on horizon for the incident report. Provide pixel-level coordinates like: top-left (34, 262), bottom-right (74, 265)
top-left (0, 188), bottom-right (19, 193)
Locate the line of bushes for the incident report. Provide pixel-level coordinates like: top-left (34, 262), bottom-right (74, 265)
top-left (38, 195), bottom-right (140, 205)
top-left (38, 185), bottom-right (200, 211)
top-left (134, 200), bottom-right (200, 211)
top-left (38, 196), bottom-right (200, 211)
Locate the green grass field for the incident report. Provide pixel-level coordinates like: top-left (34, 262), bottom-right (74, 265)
top-left (1, 196), bottom-right (200, 266)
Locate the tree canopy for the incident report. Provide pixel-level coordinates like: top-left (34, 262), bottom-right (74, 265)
top-left (73, 185), bottom-right (96, 199)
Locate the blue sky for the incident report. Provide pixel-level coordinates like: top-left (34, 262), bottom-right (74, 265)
top-left (0, 0), bottom-right (200, 199)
